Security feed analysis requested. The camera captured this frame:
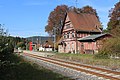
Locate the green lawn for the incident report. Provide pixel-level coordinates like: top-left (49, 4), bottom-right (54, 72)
top-left (0, 54), bottom-right (70, 80)
top-left (53, 53), bottom-right (120, 70)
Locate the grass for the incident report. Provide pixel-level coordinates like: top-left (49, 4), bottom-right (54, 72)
top-left (0, 54), bottom-right (70, 80)
top-left (53, 53), bottom-right (120, 70)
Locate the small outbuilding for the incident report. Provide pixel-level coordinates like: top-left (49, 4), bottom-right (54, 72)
top-left (78, 33), bottom-right (111, 54)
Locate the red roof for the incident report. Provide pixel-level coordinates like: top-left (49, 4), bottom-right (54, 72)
top-left (66, 11), bottom-right (102, 32)
top-left (43, 42), bottom-right (53, 48)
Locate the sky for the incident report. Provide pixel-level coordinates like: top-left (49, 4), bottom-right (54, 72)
top-left (0, 0), bottom-right (119, 37)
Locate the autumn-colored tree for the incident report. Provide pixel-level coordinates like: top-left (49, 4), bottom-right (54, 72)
top-left (45, 5), bottom-right (69, 50)
top-left (82, 6), bottom-right (99, 20)
top-left (45, 5), bottom-right (69, 36)
top-left (107, 2), bottom-right (120, 37)
top-left (82, 6), bottom-right (97, 14)
top-left (69, 6), bottom-right (99, 19)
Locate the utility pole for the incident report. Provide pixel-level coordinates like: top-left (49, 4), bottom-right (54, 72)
top-left (75, 31), bottom-right (78, 54)
top-left (54, 27), bottom-right (56, 52)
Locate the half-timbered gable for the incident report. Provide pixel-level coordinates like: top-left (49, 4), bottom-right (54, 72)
top-left (59, 14), bottom-right (76, 53)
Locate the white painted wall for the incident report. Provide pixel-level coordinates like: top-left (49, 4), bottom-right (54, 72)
top-left (39, 47), bottom-right (52, 51)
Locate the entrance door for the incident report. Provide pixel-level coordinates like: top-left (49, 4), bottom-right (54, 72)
top-left (81, 43), bottom-right (84, 54)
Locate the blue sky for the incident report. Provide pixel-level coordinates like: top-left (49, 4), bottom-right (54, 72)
top-left (0, 0), bottom-right (119, 37)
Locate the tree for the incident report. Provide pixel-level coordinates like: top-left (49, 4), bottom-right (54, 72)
top-left (95, 37), bottom-right (120, 59)
top-left (81, 5), bottom-right (99, 19)
top-left (45, 5), bottom-right (69, 36)
top-left (0, 24), bottom-right (8, 36)
top-left (16, 42), bottom-right (26, 50)
top-left (107, 2), bottom-right (120, 37)
top-left (0, 25), bottom-right (14, 61)
top-left (69, 6), bottom-right (99, 20)
top-left (0, 24), bottom-right (26, 61)
top-left (68, 6), bottom-right (98, 18)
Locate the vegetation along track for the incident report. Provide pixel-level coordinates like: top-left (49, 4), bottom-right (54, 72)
top-left (23, 52), bottom-right (120, 80)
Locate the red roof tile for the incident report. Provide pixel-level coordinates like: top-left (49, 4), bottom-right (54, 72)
top-left (67, 11), bottom-right (102, 32)
top-left (42, 41), bottom-right (53, 48)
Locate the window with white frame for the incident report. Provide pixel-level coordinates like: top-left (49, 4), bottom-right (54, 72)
top-left (67, 32), bottom-right (70, 38)
top-left (117, 17), bottom-right (120, 20)
top-left (72, 32), bottom-right (75, 38)
top-left (63, 33), bottom-right (66, 39)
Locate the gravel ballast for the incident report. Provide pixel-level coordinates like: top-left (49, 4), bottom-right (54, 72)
top-left (21, 54), bottom-right (109, 80)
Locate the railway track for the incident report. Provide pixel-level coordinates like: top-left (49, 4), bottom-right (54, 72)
top-left (23, 52), bottom-right (120, 80)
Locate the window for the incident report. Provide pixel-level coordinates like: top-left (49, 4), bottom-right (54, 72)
top-left (81, 43), bottom-right (84, 47)
top-left (77, 34), bottom-right (79, 37)
top-left (117, 17), bottom-right (120, 20)
top-left (72, 33), bottom-right (75, 37)
top-left (67, 32), bottom-right (69, 38)
top-left (64, 34), bottom-right (66, 39)
top-left (64, 35), bottom-right (65, 39)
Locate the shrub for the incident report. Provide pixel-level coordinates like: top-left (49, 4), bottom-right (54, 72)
top-left (16, 42), bottom-right (26, 50)
top-left (95, 51), bottom-right (110, 59)
top-left (95, 38), bottom-right (120, 59)
top-left (0, 36), bottom-right (14, 61)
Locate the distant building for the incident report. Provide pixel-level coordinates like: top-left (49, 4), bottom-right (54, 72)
top-left (26, 36), bottom-right (54, 51)
top-left (58, 11), bottom-right (111, 54)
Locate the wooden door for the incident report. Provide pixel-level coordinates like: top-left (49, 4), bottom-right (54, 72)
top-left (81, 43), bottom-right (84, 54)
